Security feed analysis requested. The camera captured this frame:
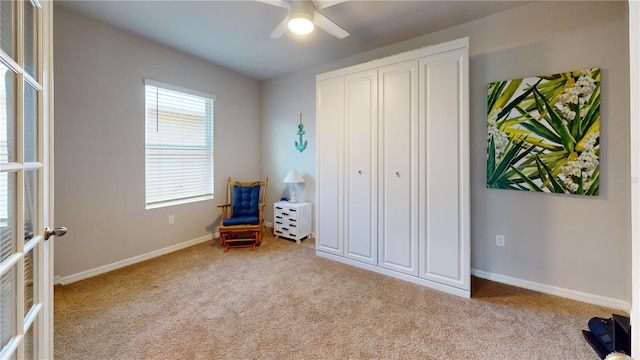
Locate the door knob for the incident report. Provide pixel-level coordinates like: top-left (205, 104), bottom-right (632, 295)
top-left (45, 226), bottom-right (68, 240)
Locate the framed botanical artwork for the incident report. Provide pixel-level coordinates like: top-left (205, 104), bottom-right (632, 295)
top-left (487, 68), bottom-right (600, 195)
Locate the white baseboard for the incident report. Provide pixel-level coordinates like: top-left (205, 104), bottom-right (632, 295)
top-left (318, 250), bottom-right (471, 298)
top-left (471, 269), bottom-right (630, 312)
top-left (56, 234), bottom-right (215, 285)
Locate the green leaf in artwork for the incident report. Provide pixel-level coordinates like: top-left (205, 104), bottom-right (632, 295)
top-left (487, 136), bottom-right (496, 182)
top-left (535, 155), bottom-right (564, 193)
top-left (519, 120), bottom-right (562, 145)
top-left (533, 88), bottom-right (576, 152)
top-left (497, 79), bottom-right (541, 120)
top-left (586, 167), bottom-right (600, 196)
top-left (487, 81), bottom-right (507, 113)
top-left (578, 174), bottom-right (584, 195)
top-left (488, 140), bottom-right (522, 185)
top-left (492, 79), bottom-right (523, 115)
top-left (581, 89), bottom-right (600, 136)
top-left (487, 140), bottom-right (537, 188)
top-left (510, 166), bottom-right (543, 192)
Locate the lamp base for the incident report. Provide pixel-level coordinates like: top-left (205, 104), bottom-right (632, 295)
top-left (289, 189), bottom-right (298, 203)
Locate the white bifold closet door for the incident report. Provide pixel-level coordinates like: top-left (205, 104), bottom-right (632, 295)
top-left (378, 60), bottom-right (419, 276)
top-left (344, 70), bottom-right (378, 265)
top-left (316, 77), bottom-right (345, 256)
top-left (418, 48), bottom-right (470, 291)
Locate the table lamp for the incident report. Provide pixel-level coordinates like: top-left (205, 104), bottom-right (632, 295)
top-left (283, 170), bottom-right (305, 203)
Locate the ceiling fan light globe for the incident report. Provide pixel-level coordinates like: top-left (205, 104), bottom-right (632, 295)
top-left (288, 16), bottom-right (314, 35)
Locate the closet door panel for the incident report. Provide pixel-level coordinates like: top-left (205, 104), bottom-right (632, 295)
top-left (345, 71), bottom-right (378, 264)
top-left (316, 77), bottom-right (345, 255)
top-left (419, 49), bottom-right (470, 291)
top-left (378, 61), bottom-right (419, 276)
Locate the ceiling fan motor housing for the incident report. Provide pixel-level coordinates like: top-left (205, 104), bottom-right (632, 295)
top-left (288, 0), bottom-right (315, 34)
top-left (289, 0), bottom-right (315, 22)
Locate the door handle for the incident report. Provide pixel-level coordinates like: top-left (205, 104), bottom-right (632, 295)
top-left (45, 226), bottom-right (68, 240)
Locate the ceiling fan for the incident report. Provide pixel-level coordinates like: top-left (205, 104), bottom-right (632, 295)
top-left (257, 0), bottom-right (350, 39)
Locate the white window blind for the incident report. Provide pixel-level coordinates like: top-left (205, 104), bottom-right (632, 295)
top-left (144, 80), bottom-right (214, 209)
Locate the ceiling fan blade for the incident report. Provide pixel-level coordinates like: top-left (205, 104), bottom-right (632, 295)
top-left (313, 0), bottom-right (347, 10)
top-left (313, 10), bottom-right (349, 39)
top-left (255, 0), bottom-right (289, 8)
top-left (270, 17), bottom-right (290, 38)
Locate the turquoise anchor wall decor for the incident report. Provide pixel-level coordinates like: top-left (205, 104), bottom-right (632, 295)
top-left (295, 113), bottom-right (308, 153)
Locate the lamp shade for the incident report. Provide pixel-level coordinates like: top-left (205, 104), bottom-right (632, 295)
top-left (283, 170), bottom-right (305, 183)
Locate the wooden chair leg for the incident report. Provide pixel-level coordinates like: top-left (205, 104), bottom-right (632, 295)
top-left (219, 229), bottom-right (260, 251)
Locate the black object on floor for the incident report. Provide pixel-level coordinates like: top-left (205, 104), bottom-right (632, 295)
top-left (583, 315), bottom-right (631, 359)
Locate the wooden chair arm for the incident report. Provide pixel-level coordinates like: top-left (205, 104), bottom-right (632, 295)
top-left (218, 203), bottom-right (231, 220)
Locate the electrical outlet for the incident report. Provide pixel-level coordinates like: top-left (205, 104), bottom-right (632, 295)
top-left (168, 215), bottom-right (175, 225)
top-left (496, 235), bottom-right (505, 247)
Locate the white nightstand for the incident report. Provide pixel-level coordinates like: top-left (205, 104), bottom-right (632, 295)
top-left (273, 202), bottom-right (312, 243)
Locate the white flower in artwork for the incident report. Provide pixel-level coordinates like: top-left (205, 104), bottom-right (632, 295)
top-left (583, 132), bottom-right (598, 152)
top-left (487, 108), bottom-right (500, 126)
top-left (562, 177), bottom-right (579, 193)
top-left (554, 72), bottom-right (597, 127)
top-left (487, 107), bottom-right (509, 156)
top-left (559, 131), bottom-right (599, 193)
top-left (576, 70), bottom-right (597, 94)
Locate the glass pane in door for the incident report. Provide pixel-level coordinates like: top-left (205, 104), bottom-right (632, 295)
top-left (0, 62), bottom-right (16, 164)
top-left (23, 0), bottom-right (38, 79)
top-left (24, 170), bottom-right (37, 242)
top-left (23, 318), bottom-right (34, 360)
top-left (0, 1), bottom-right (15, 60)
top-left (0, 266), bottom-right (17, 352)
top-left (0, 171), bottom-right (16, 262)
top-left (24, 248), bottom-right (34, 314)
top-left (23, 84), bottom-right (37, 163)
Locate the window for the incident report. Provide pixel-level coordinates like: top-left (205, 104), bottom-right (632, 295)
top-left (144, 79), bottom-right (214, 209)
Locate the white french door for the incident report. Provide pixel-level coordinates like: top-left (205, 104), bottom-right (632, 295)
top-left (0, 1), bottom-right (56, 359)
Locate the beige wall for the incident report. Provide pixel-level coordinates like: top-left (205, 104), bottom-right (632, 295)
top-left (261, 1), bottom-right (631, 305)
top-left (53, 6), bottom-right (262, 278)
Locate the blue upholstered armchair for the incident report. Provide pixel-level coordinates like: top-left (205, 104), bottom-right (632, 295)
top-left (217, 177), bottom-right (269, 251)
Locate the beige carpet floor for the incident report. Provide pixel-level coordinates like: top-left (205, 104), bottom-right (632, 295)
top-left (55, 232), bottom-right (620, 359)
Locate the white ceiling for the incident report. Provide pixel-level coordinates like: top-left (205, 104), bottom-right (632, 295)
top-left (55, 0), bottom-right (531, 80)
